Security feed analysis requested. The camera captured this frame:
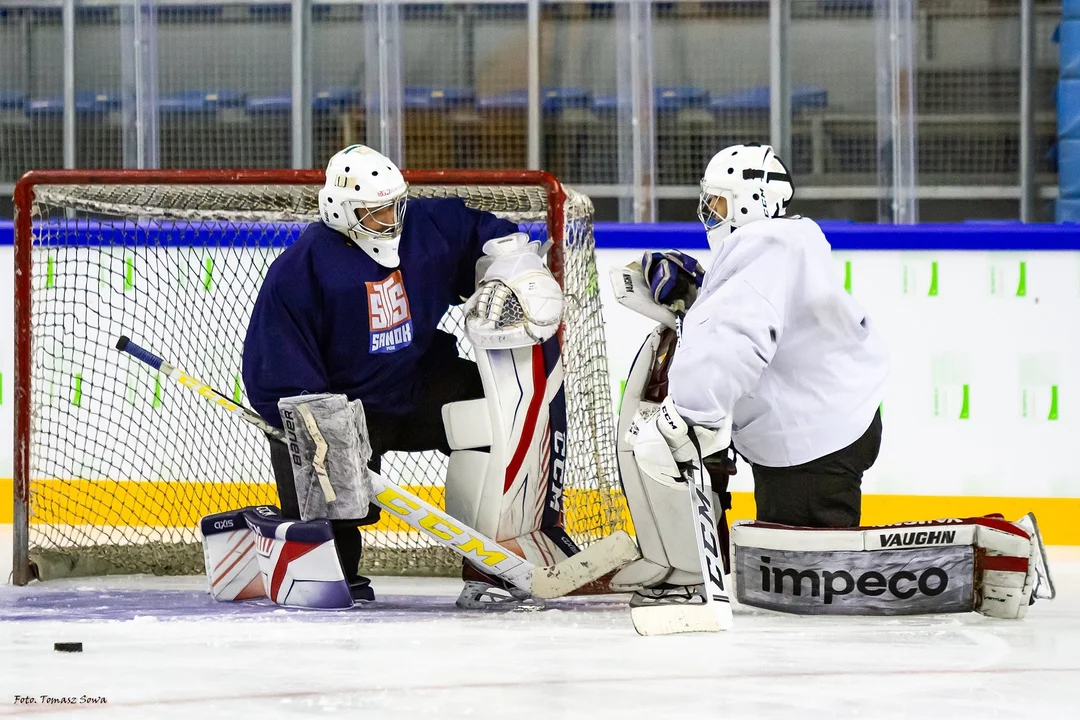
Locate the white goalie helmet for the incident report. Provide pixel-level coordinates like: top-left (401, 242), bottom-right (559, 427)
top-left (318, 145), bottom-right (408, 268)
top-left (697, 143), bottom-right (794, 246)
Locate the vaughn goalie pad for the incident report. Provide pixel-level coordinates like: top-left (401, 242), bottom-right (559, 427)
top-left (731, 514), bottom-right (1054, 619)
top-left (441, 336), bottom-right (582, 570)
top-left (278, 393), bottom-right (373, 522)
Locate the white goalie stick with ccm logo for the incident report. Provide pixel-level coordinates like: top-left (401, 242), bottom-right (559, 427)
top-left (115, 335), bottom-right (640, 600)
top-left (630, 419), bottom-right (735, 635)
top-left (628, 313), bottom-right (734, 636)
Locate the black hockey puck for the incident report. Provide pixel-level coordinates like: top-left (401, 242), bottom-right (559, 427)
top-left (54, 642), bottom-right (82, 653)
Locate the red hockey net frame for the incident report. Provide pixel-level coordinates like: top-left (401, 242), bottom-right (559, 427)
top-left (12, 168), bottom-right (619, 586)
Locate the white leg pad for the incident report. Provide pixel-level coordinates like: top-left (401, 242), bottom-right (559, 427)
top-left (441, 339), bottom-right (578, 568)
top-left (611, 328), bottom-right (706, 592)
top-left (444, 450), bottom-right (495, 533)
top-left (200, 507), bottom-right (268, 601)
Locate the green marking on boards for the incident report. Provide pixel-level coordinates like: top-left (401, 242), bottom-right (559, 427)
top-left (73, 373), bottom-right (83, 408)
top-left (46, 256), bottom-right (55, 289)
top-left (586, 264), bottom-right (599, 296)
top-left (617, 380), bottom-right (627, 414)
top-left (958, 384), bottom-right (970, 419)
top-left (124, 257), bottom-right (134, 291)
top-left (1022, 389), bottom-right (1028, 418)
top-left (153, 374), bottom-right (163, 408)
top-left (0, 372), bottom-right (3, 405)
top-left (927, 261), bottom-right (939, 297)
top-left (1049, 385), bottom-right (1059, 420)
top-left (203, 257), bottom-right (214, 291)
top-left (1016, 261), bottom-right (1027, 297)
top-left (233, 375), bottom-right (242, 404)
top-left (844, 261), bottom-right (852, 294)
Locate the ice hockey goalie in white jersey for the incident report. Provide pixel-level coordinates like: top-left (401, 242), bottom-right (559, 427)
top-left (673, 142), bottom-right (889, 527)
top-left (622, 143), bottom-right (888, 537)
top-left (616, 147), bottom-right (1054, 621)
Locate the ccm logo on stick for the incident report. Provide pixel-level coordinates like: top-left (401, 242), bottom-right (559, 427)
top-left (376, 486), bottom-right (509, 568)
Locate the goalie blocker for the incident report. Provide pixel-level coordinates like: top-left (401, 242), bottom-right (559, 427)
top-left (731, 513), bottom-right (1055, 619)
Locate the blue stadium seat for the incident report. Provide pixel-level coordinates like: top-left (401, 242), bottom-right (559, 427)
top-left (710, 85), bottom-right (828, 112)
top-left (591, 88), bottom-right (711, 113)
top-left (159, 90), bottom-right (246, 114)
top-left (0, 91), bottom-right (27, 112)
top-left (403, 87), bottom-right (476, 110)
top-left (477, 89), bottom-right (528, 111)
top-left (246, 88), bottom-right (363, 114)
top-left (816, 1), bottom-right (874, 11)
top-left (25, 92), bottom-right (121, 117)
top-left (540, 88), bottom-right (592, 114)
top-left (246, 93), bottom-right (292, 114)
top-left (158, 5), bottom-right (223, 21)
top-left (313, 87), bottom-right (362, 112)
top-left (1066, 0), bottom-right (1080, 20)
top-left (248, 4), bottom-right (290, 20)
top-left (655, 86), bottom-right (710, 111)
top-left (479, 88), bottom-right (600, 114)
top-left (591, 95), bottom-right (617, 113)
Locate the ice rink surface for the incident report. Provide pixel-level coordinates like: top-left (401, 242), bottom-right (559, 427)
top-left (1, 530), bottom-right (1078, 720)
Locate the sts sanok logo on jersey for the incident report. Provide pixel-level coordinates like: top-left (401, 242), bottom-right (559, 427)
top-left (366, 269), bottom-right (414, 354)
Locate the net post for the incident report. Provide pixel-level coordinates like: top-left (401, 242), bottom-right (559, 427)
top-left (12, 173), bottom-right (36, 586)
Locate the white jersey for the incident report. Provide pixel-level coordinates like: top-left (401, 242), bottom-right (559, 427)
top-left (669, 216), bottom-right (888, 467)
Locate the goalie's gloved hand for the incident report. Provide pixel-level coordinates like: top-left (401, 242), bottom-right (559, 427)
top-left (629, 396), bottom-right (729, 485)
top-left (642, 250), bottom-right (705, 314)
top-left (465, 232), bottom-right (562, 349)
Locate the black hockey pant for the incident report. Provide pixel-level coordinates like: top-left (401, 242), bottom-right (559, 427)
top-left (748, 409), bottom-right (882, 528)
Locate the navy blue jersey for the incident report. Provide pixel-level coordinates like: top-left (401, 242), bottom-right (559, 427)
top-left (243, 197), bottom-right (518, 428)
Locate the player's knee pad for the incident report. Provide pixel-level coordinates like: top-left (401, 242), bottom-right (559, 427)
top-left (730, 513), bottom-right (1055, 619)
top-left (244, 508), bottom-right (353, 610)
top-left (201, 506), bottom-right (274, 602)
top-left (278, 393), bottom-right (374, 522)
top-left (442, 337), bottom-right (579, 566)
top-left (610, 328), bottom-right (713, 592)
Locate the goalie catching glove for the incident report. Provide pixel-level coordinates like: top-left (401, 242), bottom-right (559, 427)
top-left (641, 250), bottom-right (705, 314)
top-left (465, 232), bottom-right (563, 349)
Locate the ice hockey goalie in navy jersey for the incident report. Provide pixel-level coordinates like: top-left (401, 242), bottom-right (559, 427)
top-left (242, 145), bottom-right (518, 600)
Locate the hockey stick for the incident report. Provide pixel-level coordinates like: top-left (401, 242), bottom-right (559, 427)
top-left (630, 311), bottom-right (734, 635)
top-left (630, 429), bottom-right (733, 635)
top-left (115, 335), bottom-right (639, 599)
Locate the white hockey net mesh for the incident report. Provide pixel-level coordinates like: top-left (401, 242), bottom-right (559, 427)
top-left (17, 177), bottom-right (624, 580)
